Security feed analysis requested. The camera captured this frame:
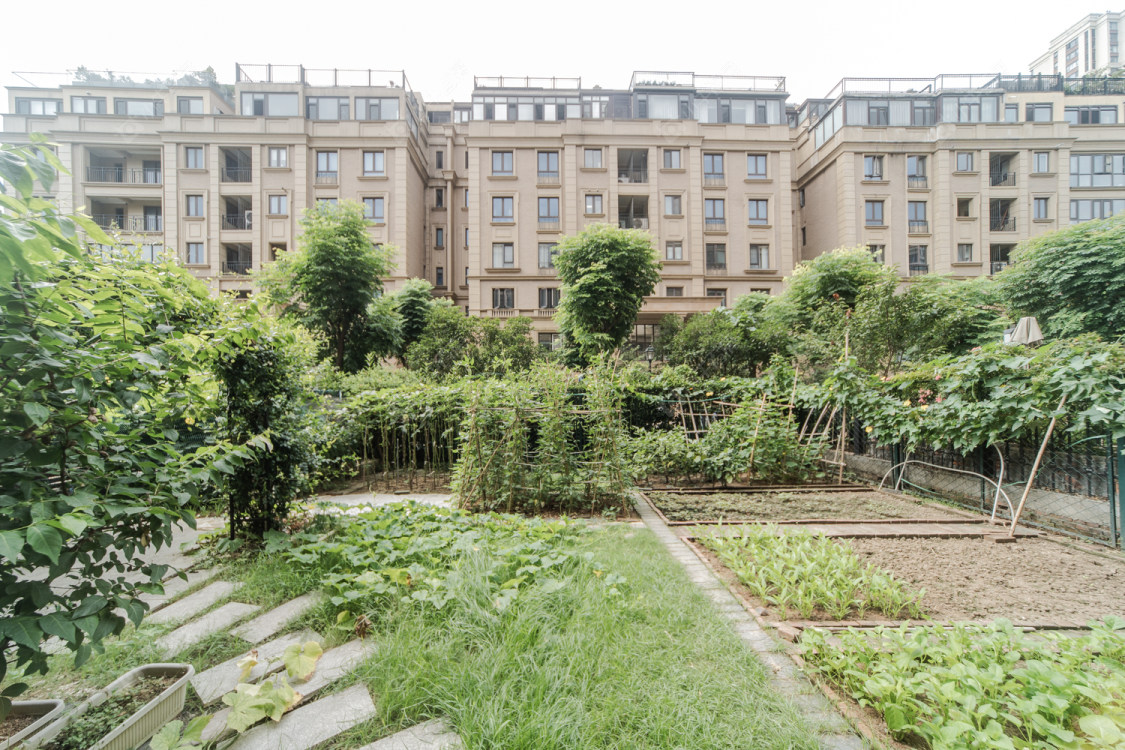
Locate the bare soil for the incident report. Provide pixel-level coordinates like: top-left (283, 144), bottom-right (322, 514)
top-left (0, 712), bottom-right (39, 741)
top-left (325, 471), bottom-right (452, 495)
top-left (649, 490), bottom-right (964, 522)
top-left (845, 536), bottom-right (1125, 623)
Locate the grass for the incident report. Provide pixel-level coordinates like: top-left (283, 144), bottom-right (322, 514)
top-left (322, 525), bottom-right (818, 749)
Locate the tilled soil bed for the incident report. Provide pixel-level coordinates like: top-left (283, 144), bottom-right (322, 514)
top-left (649, 490), bottom-right (964, 522)
top-left (845, 536), bottom-right (1125, 623)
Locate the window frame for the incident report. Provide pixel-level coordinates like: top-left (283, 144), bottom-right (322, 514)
top-left (491, 150), bottom-right (514, 176)
top-left (268, 194), bottom-right (288, 216)
top-left (491, 243), bottom-right (515, 269)
top-left (492, 196), bottom-right (514, 222)
top-left (864, 199), bottom-right (885, 226)
top-left (748, 243), bottom-right (770, 270)
top-left (184, 146), bottom-right (204, 170)
top-left (584, 194), bottom-right (603, 215)
top-left (747, 199), bottom-right (769, 226)
top-left (268, 146), bottom-right (288, 169)
top-left (746, 153), bottom-right (768, 179)
top-left (664, 194), bottom-right (683, 216)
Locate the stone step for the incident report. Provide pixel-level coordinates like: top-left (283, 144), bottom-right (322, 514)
top-left (356, 719), bottom-right (463, 749)
top-left (231, 592), bottom-right (326, 644)
top-left (227, 683), bottom-right (376, 750)
top-left (191, 630), bottom-right (322, 705)
top-left (199, 637), bottom-right (374, 744)
top-left (156, 602), bottom-right (260, 658)
top-left (140, 567), bottom-right (218, 613)
top-left (146, 581), bottom-right (242, 626)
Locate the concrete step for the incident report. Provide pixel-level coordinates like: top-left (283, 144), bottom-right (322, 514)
top-left (146, 581), bottom-right (242, 626)
top-left (355, 719), bottom-right (463, 749)
top-left (190, 629), bottom-right (322, 705)
top-left (231, 592), bottom-right (326, 644)
top-left (156, 602), bottom-right (260, 657)
top-left (227, 684), bottom-right (376, 750)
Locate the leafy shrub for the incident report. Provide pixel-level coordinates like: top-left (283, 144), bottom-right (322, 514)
top-left (405, 307), bottom-right (542, 380)
top-left (782, 245), bottom-right (897, 323)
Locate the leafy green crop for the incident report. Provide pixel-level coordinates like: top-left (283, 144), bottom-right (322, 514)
top-left (802, 618), bottom-right (1125, 750)
top-left (700, 526), bottom-right (924, 620)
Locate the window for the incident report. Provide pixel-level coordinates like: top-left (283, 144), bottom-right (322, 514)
top-left (706, 288), bottom-right (728, 307)
top-left (664, 195), bottom-right (682, 216)
top-left (436, 267), bottom-right (444, 287)
top-left (666, 241), bottom-right (683, 261)
top-left (957, 243), bottom-right (974, 263)
top-left (435, 227), bottom-right (444, 247)
top-left (492, 196), bottom-right (514, 222)
top-left (492, 150), bottom-right (514, 175)
top-left (908, 201), bottom-right (928, 232)
top-left (1004, 103), bottom-right (1019, 123)
top-left (465, 189), bottom-right (470, 208)
top-left (538, 242), bottom-right (559, 269)
top-left (538, 197), bottom-right (559, 222)
top-left (865, 200), bottom-right (884, 226)
top-left (114, 99), bottom-right (161, 117)
top-left (538, 332), bottom-right (561, 349)
top-left (1070, 198), bottom-right (1125, 222)
top-left (663, 149), bottom-right (681, 169)
top-left (465, 266), bottom-right (470, 285)
top-left (956, 152), bottom-right (975, 172)
top-left (362, 150), bottom-right (385, 176)
top-left (908, 245), bottom-right (929, 275)
top-left (585, 194), bottom-right (603, 215)
top-left (801, 227), bottom-right (807, 246)
top-left (465, 227), bottom-right (470, 248)
top-left (912, 100), bottom-right (935, 126)
top-left (435, 188), bottom-right (444, 208)
top-left (185, 146), bottom-right (204, 169)
top-left (863, 155), bottom-right (884, 180)
top-left (907, 155), bottom-right (927, 186)
top-left (268, 147), bottom-right (288, 168)
top-left (185, 195), bottom-right (204, 217)
top-left (242, 92), bottom-right (298, 117)
top-left (749, 244), bottom-right (770, 270)
top-left (363, 197), bottom-right (385, 221)
top-left (316, 151), bottom-right (338, 180)
top-left (355, 97), bottom-right (399, 120)
top-left (488, 244), bottom-right (515, 266)
top-left (268, 195), bottom-right (288, 215)
top-left (492, 288), bottom-right (515, 309)
top-left (537, 151), bottom-right (559, 178)
top-left (1070, 153), bottom-right (1125, 187)
top-left (436, 150), bottom-right (444, 169)
top-left (538, 288), bottom-right (561, 309)
top-left (798, 188), bottom-right (805, 208)
top-left (704, 198), bottom-right (725, 227)
top-left (747, 154), bottom-right (767, 179)
top-left (317, 198), bottom-right (338, 207)
top-left (584, 148), bottom-right (603, 168)
top-left (177, 97), bottom-right (204, 115)
top-left (666, 286), bottom-right (684, 297)
top-left (703, 153), bottom-right (724, 179)
top-left (957, 197), bottom-right (974, 217)
top-left (71, 96), bottom-right (105, 114)
top-left (15, 98), bottom-right (61, 115)
top-left (1065, 105), bottom-right (1119, 124)
top-left (185, 242), bottom-right (205, 265)
top-left (867, 244), bottom-right (885, 263)
top-left (1033, 152), bottom-right (1050, 173)
top-left (705, 243), bottom-right (727, 270)
top-left (747, 199), bottom-right (768, 226)
top-left (1034, 197), bottom-right (1050, 220)
top-left (1026, 103), bottom-right (1053, 122)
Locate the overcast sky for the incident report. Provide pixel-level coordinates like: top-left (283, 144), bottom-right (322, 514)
top-left (0, 0), bottom-right (1098, 105)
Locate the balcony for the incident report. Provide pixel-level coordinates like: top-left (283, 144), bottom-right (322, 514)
top-left (990, 216), bottom-right (1017, 232)
top-left (704, 218), bottom-right (727, 232)
top-left (908, 220), bottom-right (930, 233)
top-left (92, 214), bottom-right (163, 232)
top-left (908, 175), bottom-right (928, 189)
top-left (619, 217), bottom-right (649, 229)
top-left (315, 171), bottom-right (338, 185)
top-left (990, 261), bottom-right (1010, 274)
top-left (705, 263), bottom-right (728, 275)
top-left (617, 168), bottom-right (648, 184)
top-left (221, 260), bottom-right (253, 276)
top-left (219, 167), bottom-right (251, 183)
top-left (536, 171), bottom-right (560, 186)
top-left (908, 263), bottom-right (929, 276)
top-left (222, 213), bottom-right (253, 231)
top-left (86, 166), bottom-right (162, 184)
top-left (703, 174), bottom-right (725, 187)
top-left (537, 219), bottom-right (560, 232)
top-left (990, 170), bottom-right (1016, 187)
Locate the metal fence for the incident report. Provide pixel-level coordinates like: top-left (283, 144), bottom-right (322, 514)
top-left (839, 418), bottom-right (1123, 547)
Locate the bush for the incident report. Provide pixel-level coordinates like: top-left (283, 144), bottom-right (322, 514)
top-left (405, 307), bottom-right (542, 380)
top-left (783, 246), bottom-right (897, 324)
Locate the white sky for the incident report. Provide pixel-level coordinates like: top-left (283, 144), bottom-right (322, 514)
top-left (0, 0), bottom-right (1098, 105)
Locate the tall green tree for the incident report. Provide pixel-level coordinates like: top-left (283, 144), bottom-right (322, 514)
top-left (259, 200), bottom-right (394, 372)
top-left (996, 215), bottom-right (1125, 340)
top-left (394, 278), bottom-right (436, 356)
top-left (554, 224), bottom-right (661, 364)
top-left (782, 245), bottom-right (897, 324)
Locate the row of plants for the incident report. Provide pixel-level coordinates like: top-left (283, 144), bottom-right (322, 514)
top-left (801, 618), bottom-right (1125, 750)
top-left (700, 526), bottom-right (924, 620)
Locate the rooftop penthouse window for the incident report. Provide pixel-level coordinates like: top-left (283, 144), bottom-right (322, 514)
top-left (694, 97), bottom-right (782, 124)
top-left (241, 92), bottom-right (299, 116)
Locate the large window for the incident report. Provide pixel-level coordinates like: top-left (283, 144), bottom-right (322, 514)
top-left (185, 195), bottom-right (204, 217)
top-left (538, 196), bottom-right (559, 222)
top-left (268, 147), bottom-right (288, 168)
top-left (492, 288), bottom-right (515, 309)
top-left (492, 196), bottom-right (514, 222)
top-left (584, 148), bottom-right (603, 168)
top-left (71, 96), bottom-right (105, 114)
top-left (16, 98), bottom-right (61, 115)
top-left (704, 198), bottom-right (725, 227)
top-left (492, 150), bottom-right (514, 175)
top-left (747, 154), bottom-right (767, 179)
top-left (749, 244), bottom-right (770, 270)
top-left (538, 242), bottom-right (559, 269)
top-left (1070, 153), bottom-right (1125, 187)
top-left (363, 197), bottom-right (385, 221)
top-left (908, 201), bottom-right (928, 232)
top-left (663, 149), bottom-right (681, 169)
top-left (747, 199), bottom-right (768, 225)
top-left (865, 200), bottom-right (884, 226)
top-left (492, 244), bottom-right (515, 268)
top-left (538, 288), bottom-right (561, 309)
top-left (355, 97), bottom-right (400, 120)
top-left (185, 146), bottom-right (204, 169)
top-left (705, 243), bottom-right (727, 270)
top-left (316, 151), bottom-right (338, 180)
top-left (907, 155), bottom-right (927, 186)
top-left (363, 150), bottom-right (385, 176)
top-left (177, 97), bottom-right (204, 115)
top-left (664, 195), bottom-right (682, 216)
top-left (242, 93), bottom-right (298, 116)
top-left (863, 155), bottom-right (884, 180)
top-left (114, 99), bottom-right (162, 117)
top-left (1071, 198), bottom-right (1125, 222)
top-left (908, 245), bottom-right (929, 275)
top-left (703, 153), bottom-right (724, 180)
top-left (1065, 105), bottom-right (1118, 124)
top-left (1026, 103), bottom-right (1053, 122)
top-left (537, 151), bottom-right (559, 179)
top-left (585, 194), bottom-right (603, 215)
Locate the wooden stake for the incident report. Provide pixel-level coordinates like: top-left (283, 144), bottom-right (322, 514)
top-left (1009, 395), bottom-right (1067, 537)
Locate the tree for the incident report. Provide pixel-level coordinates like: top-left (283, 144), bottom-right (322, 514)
top-left (394, 278), bottom-right (436, 356)
top-left (554, 225), bottom-right (661, 364)
top-left (404, 306), bottom-right (542, 380)
top-left (782, 245), bottom-right (897, 324)
top-left (259, 201), bottom-right (394, 372)
top-left (403, 303), bottom-right (475, 378)
top-left (996, 215), bottom-right (1125, 340)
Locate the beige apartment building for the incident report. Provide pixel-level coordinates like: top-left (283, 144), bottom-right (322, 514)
top-left (5, 65), bottom-right (1125, 343)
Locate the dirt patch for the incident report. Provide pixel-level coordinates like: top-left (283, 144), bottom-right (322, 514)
top-left (649, 490), bottom-right (964, 522)
top-left (844, 536), bottom-right (1125, 623)
top-left (323, 471), bottom-right (452, 495)
top-left (0, 712), bottom-right (40, 742)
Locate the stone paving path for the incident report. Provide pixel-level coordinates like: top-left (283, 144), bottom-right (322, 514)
top-left (156, 602), bottom-right (259, 658)
top-left (355, 719), bottom-right (463, 749)
top-left (147, 581), bottom-right (242, 626)
top-left (228, 683), bottom-right (377, 750)
top-left (633, 494), bottom-right (864, 750)
top-left (140, 567), bottom-right (218, 612)
top-left (231, 592), bottom-right (326, 643)
top-left (191, 629), bottom-right (322, 705)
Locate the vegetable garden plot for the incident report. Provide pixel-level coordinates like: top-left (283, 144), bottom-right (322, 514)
top-left (646, 489), bottom-right (965, 524)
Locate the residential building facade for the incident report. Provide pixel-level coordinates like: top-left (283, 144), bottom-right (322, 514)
top-left (6, 65), bottom-right (1125, 341)
top-left (1030, 10), bottom-right (1125, 77)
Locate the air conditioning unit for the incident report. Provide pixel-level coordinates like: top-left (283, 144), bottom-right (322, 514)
top-left (244, 209), bottom-right (253, 229)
